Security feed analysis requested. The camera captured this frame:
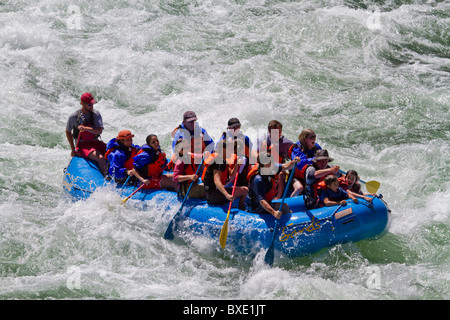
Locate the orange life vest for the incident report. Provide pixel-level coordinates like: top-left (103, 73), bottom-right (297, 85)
top-left (246, 163), bottom-right (279, 203)
top-left (171, 126), bottom-right (206, 154)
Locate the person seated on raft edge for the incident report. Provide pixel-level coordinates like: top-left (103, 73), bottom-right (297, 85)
top-left (130, 134), bottom-right (178, 191)
top-left (302, 149), bottom-right (341, 210)
top-left (288, 128), bottom-right (322, 198)
top-left (65, 92), bottom-right (108, 176)
top-left (339, 169), bottom-right (376, 203)
top-left (105, 130), bottom-right (140, 184)
top-left (318, 175), bottom-right (353, 207)
top-left (202, 139), bottom-right (248, 210)
top-left (245, 151), bottom-right (301, 220)
top-left (171, 138), bottom-right (206, 199)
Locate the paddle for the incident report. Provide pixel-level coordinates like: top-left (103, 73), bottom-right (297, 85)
top-left (219, 170), bottom-right (240, 249)
top-left (163, 157), bottom-right (204, 240)
top-left (264, 166), bottom-right (296, 266)
top-left (121, 175), bottom-right (131, 188)
top-left (122, 183), bottom-right (145, 204)
top-left (338, 170), bottom-right (380, 194)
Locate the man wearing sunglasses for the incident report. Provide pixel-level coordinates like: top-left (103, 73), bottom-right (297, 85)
top-left (65, 92), bottom-right (108, 176)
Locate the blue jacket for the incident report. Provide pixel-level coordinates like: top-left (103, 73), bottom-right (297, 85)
top-left (290, 142), bottom-right (322, 171)
top-left (106, 138), bottom-right (140, 179)
top-left (133, 144), bottom-right (167, 172)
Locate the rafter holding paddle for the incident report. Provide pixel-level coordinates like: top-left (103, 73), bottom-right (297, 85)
top-left (338, 169), bottom-right (380, 194)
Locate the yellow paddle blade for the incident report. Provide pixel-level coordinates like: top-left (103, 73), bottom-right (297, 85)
top-left (219, 214), bottom-right (230, 249)
top-left (365, 180), bottom-right (380, 194)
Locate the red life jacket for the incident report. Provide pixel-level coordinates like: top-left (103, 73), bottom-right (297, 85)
top-left (105, 146), bottom-right (138, 170)
top-left (338, 176), bottom-right (362, 194)
top-left (338, 176), bottom-right (349, 191)
top-left (300, 164), bottom-right (328, 199)
top-left (219, 132), bottom-right (251, 158)
top-left (136, 148), bottom-right (167, 177)
top-left (246, 163), bottom-right (279, 203)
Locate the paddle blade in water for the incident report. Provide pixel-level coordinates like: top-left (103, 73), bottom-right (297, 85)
top-left (163, 220), bottom-right (175, 240)
top-left (219, 217), bottom-right (229, 249)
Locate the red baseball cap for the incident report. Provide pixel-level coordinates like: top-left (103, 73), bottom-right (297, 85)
top-left (80, 92), bottom-right (97, 105)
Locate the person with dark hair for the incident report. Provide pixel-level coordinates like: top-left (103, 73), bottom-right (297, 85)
top-left (202, 139), bottom-right (248, 210)
top-left (217, 117), bottom-right (255, 160)
top-left (257, 120), bottom-right (293, 162)
top-left (319, 175), bottom-right (351, 207)
top-left (132, 134), bottom-right (178, 191)
top-left (339, 170), bottom-right (375, 203)
top-left (172, 138), bottom-right (205, 199)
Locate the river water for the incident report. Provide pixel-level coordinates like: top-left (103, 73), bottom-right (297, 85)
top-left (0, 0), bottom-right (448, 300)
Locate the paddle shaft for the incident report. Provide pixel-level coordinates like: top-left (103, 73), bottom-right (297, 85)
top-left (264, 166), bottom-right (296, 266)
top-left (164, 157), bottom-right (204, 240)
top-left (122, 183), bottom-right (145, 203)
top-left (121, 175), bottom-right (131, 189)
top-left (219, 170), bottom-right (240, 249)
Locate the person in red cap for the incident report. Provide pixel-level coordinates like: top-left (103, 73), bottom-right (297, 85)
top-left (105, 130), bottom-right (140, 183)
top-left (65, 92), bottom-right (108, 175)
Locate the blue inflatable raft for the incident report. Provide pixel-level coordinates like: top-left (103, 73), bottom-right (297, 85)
top-left (63, 156), bottom-right (391, 260)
